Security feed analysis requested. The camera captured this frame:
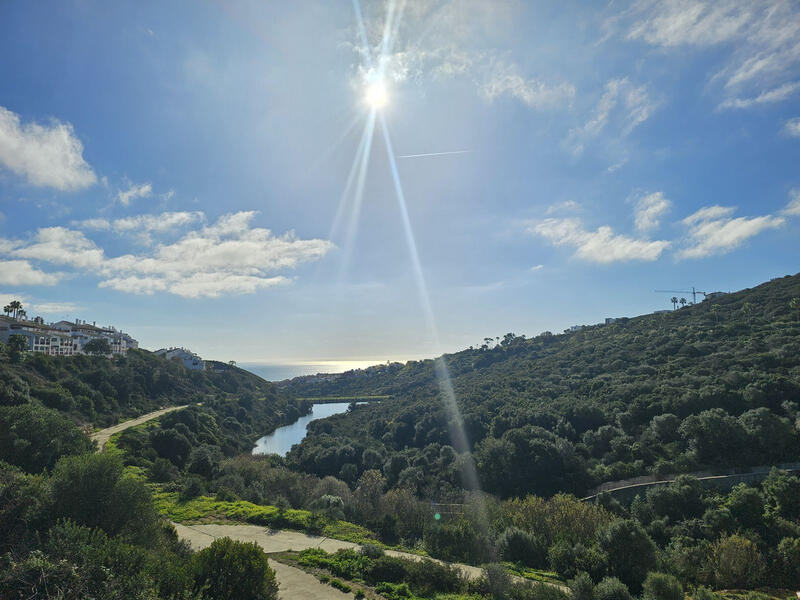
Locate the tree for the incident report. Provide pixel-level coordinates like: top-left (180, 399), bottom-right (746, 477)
top-left (670, 297), bottom-right (678, 310)
top-left (597, 520), bottom-right (656, 592)
top-left (790, 297), bottom-right (800, 321)
top-left (711, 535), bottom-right (764, 588)
top-left (7, 334), bottom-right (28, 362)
top-left (16, 309), bottom-right (26, 320)
top-left (710, 304), bottom-right (721, 323)
top-left (642, 572), bottom-right (682, 600)
top-left (8, 300), bottom-right (23, 319)
top-left (679, 297), bottom-right (687, 308)
top-left (595, 577), bottom-right (632, 600)
top-left (83, 338), bottom-right (111, 356)
top-left (192, 537), bottom-right (278, 600)
top-left (0, 404), bottom-right (94, 472)
top-left (2, 304), bottom-right (10, 317)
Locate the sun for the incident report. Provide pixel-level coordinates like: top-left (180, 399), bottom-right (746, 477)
top-left (364, 80), bottom-right (389, 109)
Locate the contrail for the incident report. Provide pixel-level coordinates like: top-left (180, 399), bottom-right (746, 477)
top-left (398, 149), bottom-right (471, 159)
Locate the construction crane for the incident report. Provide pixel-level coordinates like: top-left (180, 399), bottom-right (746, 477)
top-left (655, 287), bottom-right (707, 305)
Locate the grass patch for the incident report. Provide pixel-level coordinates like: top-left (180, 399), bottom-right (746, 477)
top-left (502, 562), bottom-right (564, 585)
top-left (152, 491), bottom-right (379, 543)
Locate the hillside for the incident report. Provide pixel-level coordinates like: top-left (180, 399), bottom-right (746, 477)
top-left (0, 348), bottom-right (276, 426)
top-left (282, 274), bottom-right (800, 499)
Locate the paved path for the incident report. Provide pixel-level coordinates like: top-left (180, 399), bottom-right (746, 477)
top-left (173, 522), bottom-right (563, 596)
top-left (91, 405), bottom-right (188, 451)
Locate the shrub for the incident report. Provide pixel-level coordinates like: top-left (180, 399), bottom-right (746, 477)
top-left (354, 590), bottom-right (365, 599)
top-left (498, 526), bottom-right (547, 567)
top-left (192, 537), bottom-right (278, 600)
top-left (595, 577), bottom-right (632, 600)
top-left (568, 571), bottom-right (595, 600)
top-left (329, 578), bottom-right (351, 593)
top-left (597, 520), bottom-right (656, 592)
top-left (711, 535), bottom-right (764, 588)
top-left (692, 587), bottom-right (718, 600)
top-left (642, 572), bottom-right (682, 600)
top-left (360, 543), bottom-right (384, 559)
top-left (180, 476), bottom-right (205, 501)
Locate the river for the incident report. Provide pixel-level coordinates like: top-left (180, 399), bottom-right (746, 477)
top-left (251, 401), bottom-right (352, 456)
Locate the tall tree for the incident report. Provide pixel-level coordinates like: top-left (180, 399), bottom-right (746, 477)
top-left (670, 297), bottom-right (678, 310)
top-left (679, 298), bottom-right (687, 308)
top-left (8, 300), bottom-right (22, 319)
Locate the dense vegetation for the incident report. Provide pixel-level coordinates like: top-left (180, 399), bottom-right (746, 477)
top-left (282, 274), bottom-right (800, 500)
top-left (0, 346), bottom-right (284, 426)
top-left (2, 273), bottom-right (799, 597)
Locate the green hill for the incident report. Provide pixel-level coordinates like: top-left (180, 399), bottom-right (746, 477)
top-left (282, 274), bottom-right (800, 499)
top-left (0, 348), bottom-right (276, 427)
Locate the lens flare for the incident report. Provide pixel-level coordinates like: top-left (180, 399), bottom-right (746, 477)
top-left (365, 81), bottom-right (389, 108)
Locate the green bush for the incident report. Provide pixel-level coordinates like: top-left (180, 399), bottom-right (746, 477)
top-left (329, 578), bottom-right (351, 593)
top-left (568, 571), bottom-right (595, 600)
top-left (498, 526), bottom-right (547, 567)
top-left (642, 572), bottom-right (683, 600)
top-left (180, 476), bottom-right (205, 501)
top-left (595, 577), bottom-right (632, 600)
top-left (192, 537), bottom-right (278, 600)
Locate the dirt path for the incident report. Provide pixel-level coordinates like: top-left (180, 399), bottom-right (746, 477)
top-left (172, 522), bottom-right (564, 595)
top-left (173, 523), bottom-right (362, 600)
top-left (91, 405), bottom-right (188, 451)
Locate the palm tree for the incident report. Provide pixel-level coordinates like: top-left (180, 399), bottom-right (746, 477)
top-left (16, 309), bottom-right (27, 321)
top-left (670, 297), bottom-right (678, 310)
top-left (679, 298), bottom-right (687, 308)
top-left (2, 305), bottom-right (10, 317)
top-left (790, 297), bottom-right (800, 321)
top-left (711, 303), bottom-right (721, 324)
top-left (741, 301), bottom-right (753, 324)
top-left (8, 300), bottom-right (22, 319)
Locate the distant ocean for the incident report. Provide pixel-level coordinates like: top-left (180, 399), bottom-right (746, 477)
top-left (239, 361), bottom-right (385, 382)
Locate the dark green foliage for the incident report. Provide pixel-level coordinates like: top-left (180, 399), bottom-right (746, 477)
top-left (192, 537), bottom-right (278, 600)
top-left (180, 475), bottom-right (206, 501)
top-left (568, 572), bottom-right (595, 600)
top-left (498, 526), bottom-right (547, 567)
top-left (50, 452), bottom-right (160, 546)
top-left (282, 274), bottom-right (800, 500)
top-left (597, 520), bottom-right (656, 592)
top-left (594, 577), bottom-right (632, 600)
top-left (0, 403), bottom-right (93, 472)
top-left (84, 337), bottom-right (111, 355)
top-left (641, 572), bottom-right (682, 600)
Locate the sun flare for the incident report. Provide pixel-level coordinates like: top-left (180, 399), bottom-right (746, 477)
top-left (364, 81), bottom-right (389, 109)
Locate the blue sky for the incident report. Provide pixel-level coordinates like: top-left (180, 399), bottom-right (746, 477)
top-left (1, 0), bottom-right (799, 365)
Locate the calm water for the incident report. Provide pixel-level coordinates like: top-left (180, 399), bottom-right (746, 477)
top-left (252, 402), bottom-right (351, 456)
top-left (240, 362), bottom-right (382, 382)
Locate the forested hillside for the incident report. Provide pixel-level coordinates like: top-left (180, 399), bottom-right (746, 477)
top-left (0, 348), bottom-right (277, 426)
top-left (283, 274), bottom-right (800, 499)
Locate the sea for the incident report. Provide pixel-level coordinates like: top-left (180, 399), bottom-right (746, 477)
top-left (239, 360), bottom-right (385, 382)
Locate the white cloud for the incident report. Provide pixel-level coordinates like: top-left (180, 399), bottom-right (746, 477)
top-left (75, 211), bottom-right (205, 242)
top-left (616, 1), bottom-right (800, 105)
top-left (480, 61), bottom-right (575, 109)
top-left (783, 189), bottom-right (800, 216)
top-left (1, 211), bottom-right (334, 298)
top-left (719, 81), bottom-right (800, 109)
top-left (546, 200), bottom-right (580, 215)
top-left (12, 227), bottom-right (106, 269)
top-left (783, 117), bottom-right (800, 137)
top-left (682, 205), bottom-right (736, 224)
top-left (116, 181), bottom-right (153, 206)
top-left (678, 205), bottom-right (785, 259)
top-left (351, 0), bottom-right (574, 111)
top-left (0, 105), bottom-right (96, 191)
top-left (0, 260), bottom-right (60, 286)
top-left (530, 218), bottom-right (670, 263)
top-left (565, 78), bottom-right (658, 155)
top-left (634, 192), bottom-right (671, 232)
top-left (530, 264), bottom-right (544, 271)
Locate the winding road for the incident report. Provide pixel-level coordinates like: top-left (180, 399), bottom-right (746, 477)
top-left (91, 405), bottom-right (189, 451)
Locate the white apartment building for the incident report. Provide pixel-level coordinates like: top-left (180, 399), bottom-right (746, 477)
top-left (154, 347), bottom-right (205, 371)
top-left (0, 315), bottom-right (138, 357)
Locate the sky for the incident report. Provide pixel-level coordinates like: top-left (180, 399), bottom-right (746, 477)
top-left (0, 0), bottom-right (799, 366)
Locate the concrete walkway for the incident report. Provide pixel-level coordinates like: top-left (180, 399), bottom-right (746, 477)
top-left (91, 405), bottom-right (188, 451)
top-left (173, 522), bottom-right (565, 596)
